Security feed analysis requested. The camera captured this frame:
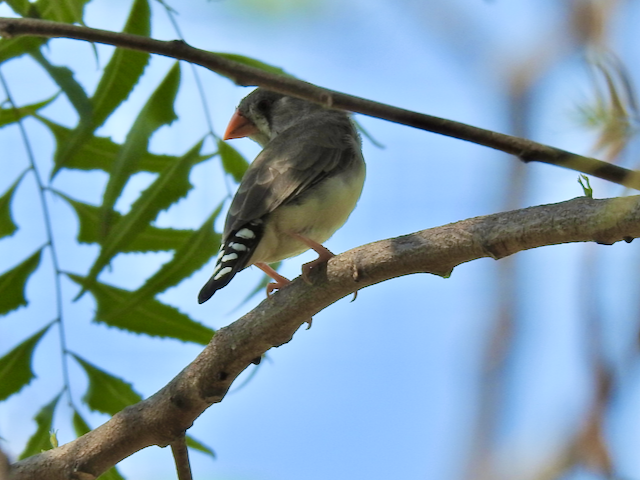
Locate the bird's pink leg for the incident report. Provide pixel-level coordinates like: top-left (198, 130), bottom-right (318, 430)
top-left (255, 261), bottom-right (313, 329)
top-left (289, 232), bottom-right (358, 302)
top-left (288, 233), bottom-right (335, 285)
top-left (255, 262), bottom-right (290, 296)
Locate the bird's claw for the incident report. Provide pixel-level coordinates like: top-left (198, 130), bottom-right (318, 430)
top-left (265, 278), bottom-right (290, 297)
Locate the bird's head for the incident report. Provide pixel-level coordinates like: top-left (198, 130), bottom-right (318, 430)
top-left (223, 88), bottom-right (325, 146)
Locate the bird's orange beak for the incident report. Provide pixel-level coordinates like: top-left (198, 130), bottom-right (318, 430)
top-left (223, 110), bottom-right (259, 140)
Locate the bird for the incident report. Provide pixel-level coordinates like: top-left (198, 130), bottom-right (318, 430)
top-left (198, 88), bottom-right (366, 304)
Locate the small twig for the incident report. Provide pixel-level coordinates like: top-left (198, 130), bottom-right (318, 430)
top-left (0, 17), bottom-right (639, 189)
top-left (170, 436), bottom-right (192, 480)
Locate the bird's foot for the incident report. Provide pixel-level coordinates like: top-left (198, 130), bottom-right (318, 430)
top-left (255, 263), bottom-right (290, 297)
top-left (301, 255), bottom-right (334, 284)
top-left (289, 233), bottom-right (335, 284)
top-left (256, 262), bottom-right (312, 327)
top-left (265, 280), bottom-right (290, 297)
top-left (255, 262), bottom-right (313, 330)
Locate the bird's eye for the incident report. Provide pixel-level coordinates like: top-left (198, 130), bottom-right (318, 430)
top-left (256, 99), bottom-right (270, 112)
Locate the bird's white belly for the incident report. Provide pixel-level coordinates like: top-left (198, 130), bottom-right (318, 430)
top-left (250, 165), bottom-right (365, 264)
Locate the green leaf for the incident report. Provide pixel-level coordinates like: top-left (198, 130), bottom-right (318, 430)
top-left (72, 409), bottom-right (91, 436)
top-left (103, 204), bottom-right (222, 317)
top-left (100, 62), bottom-right (181, 225)
top-left (218, 140), bottom-right (249, 182)
top-left (30, 46), bottom-right (93, 180)
top-left (91, 0), bottom-right (151, 128)
top-left (68, 274), bottom-right (215, 345)
top-left (55, 191), bottom-right (194, 252)
top-left (29, 49), bottom-right (92, 123)
top-left (57, 0), bottom-right (90, 24)
top-left (19, 392), bottom-right (62, 460)
top-left (0, 170), bottom-right (27, 239)
top-left (186, 435), bottom-right (216, 459)
top-left (85, 138), bottom-right (200, 286)
top-left (0, 249), bottom-right (42, 315)
top-left (73, 354), bottom-right (142, 415)
top-left (46, 0), bottom-right (151, 180)
top-left (50, 430), bottom-right (59, 448)
top-left (97, 466), bottom-right (127, 480)
top-left (579, 174), bottom-right (594, 198)
top-left (0, 37), bottom-right (45, 64)
top-left (0, 95), bottom-right (58, 128)
top-left (50, 118), bottom-right (96, 178)
top-left (4, 0), bottom-right (32, 16)
top-left (0, 0), bottom-right (91, 63)
top-left (34, 0), bottom-right (91, 23)
top-left (0, 323), bottom-right (51, 401)
top-left (125, 225), bottom-right (192, 253)
top-left (214, 52), bottom-right (293, 78)
top-left (39, 116), bottom-right (203, 174)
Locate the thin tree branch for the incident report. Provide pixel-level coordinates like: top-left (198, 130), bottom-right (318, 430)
top-left (1, 17), bottom-right (639, 190)
top-left (8, 194), bottom-right (640, 479)
top-left (170, 436), bottom-right (192, 480)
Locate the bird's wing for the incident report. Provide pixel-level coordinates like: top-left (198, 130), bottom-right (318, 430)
top-left (223, 114), bottom-right (360, 239)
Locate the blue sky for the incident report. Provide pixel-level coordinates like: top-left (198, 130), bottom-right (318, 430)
top-left (2, 1), bottom-right (640, 479)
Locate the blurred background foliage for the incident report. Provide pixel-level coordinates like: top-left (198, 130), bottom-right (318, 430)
top-left (223, 0), bottom-right (322, 17)
top-left (1, 0), bottom-right (640, 479)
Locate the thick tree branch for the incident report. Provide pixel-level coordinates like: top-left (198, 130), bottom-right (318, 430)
top-left (8, 194), bottom-right (640, 479)
top-left (1, 17), bottom-right (639, 190)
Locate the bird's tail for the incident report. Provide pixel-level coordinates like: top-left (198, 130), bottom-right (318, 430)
top-left (197, 220), bottom-right (264, 303)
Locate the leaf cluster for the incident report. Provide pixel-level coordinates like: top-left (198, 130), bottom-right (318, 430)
top-left (0, 0), bottom-right (278, 473)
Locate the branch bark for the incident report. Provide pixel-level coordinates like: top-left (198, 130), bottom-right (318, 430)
top-left (0, 17), bottom-right (639, 190)
top-left (0, 448), bottom-right (9, 480)
top-left (8, 194), bottom-right (640, 479)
